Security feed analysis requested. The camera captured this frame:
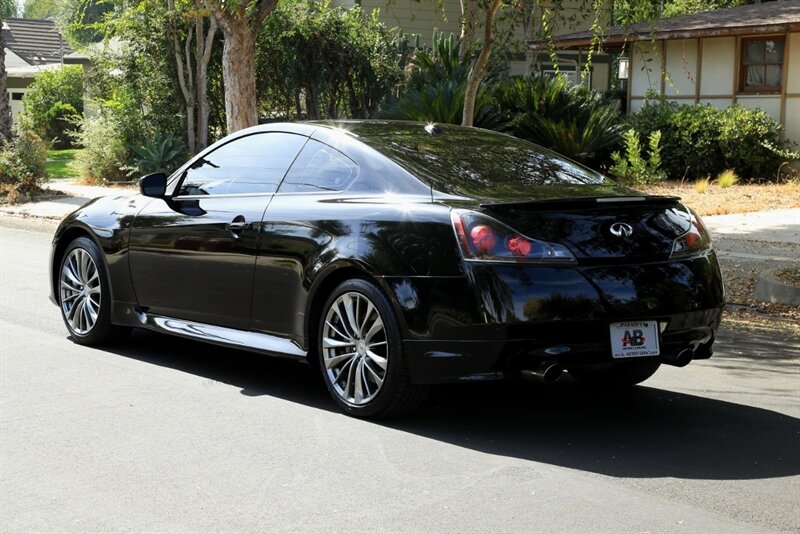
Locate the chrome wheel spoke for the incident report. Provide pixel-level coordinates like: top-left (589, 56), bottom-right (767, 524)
top-left (353, 358), bottom-right (365, 403)
top-left (364, 315), bottom-right (384, 344)
top-left (365, 348), bottom-right (388, 371)
top-left (342, 295), bottom-right (360, 339)
top-left (363, 360), bottom-right (384, 386)
top-left (322, 337), bottom-right (355, 350)
top-left (325, 351), bottom-right (357, 369)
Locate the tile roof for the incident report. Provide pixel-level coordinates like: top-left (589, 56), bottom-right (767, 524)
top-left (530, 0), bottom-right (800, 50)
top-left (2, 18), bottom-right (73, 65)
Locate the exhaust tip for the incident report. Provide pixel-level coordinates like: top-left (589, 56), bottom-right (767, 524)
top-left (520, 362), bottom-right (564, 383)
top-left (670, 348), bottom-right (694, 367)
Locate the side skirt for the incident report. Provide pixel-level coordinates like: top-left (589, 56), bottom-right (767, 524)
top-left (133, 309), bottom-right (308, 360)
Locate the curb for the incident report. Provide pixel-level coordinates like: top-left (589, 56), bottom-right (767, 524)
top-left (754, 269), bottom-right (800, 306)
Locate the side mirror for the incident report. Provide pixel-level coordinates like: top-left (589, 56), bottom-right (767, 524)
top-left (139, 172), bottom-right (167, 198)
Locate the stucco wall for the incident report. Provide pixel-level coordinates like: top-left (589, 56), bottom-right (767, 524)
top-left (629, 32), bottom-right (799, 146)
top-left (664, 39), bottom-right (697, 97)
top-left (699, 37), bottom-right (736, 95)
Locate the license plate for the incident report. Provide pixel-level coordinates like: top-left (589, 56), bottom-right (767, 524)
top-left (610, 321), bottom-right (660, 358)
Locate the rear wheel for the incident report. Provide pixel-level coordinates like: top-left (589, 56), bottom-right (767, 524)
top-left (569, 359), bottom-right (661, 386)
top-left (318, 279), bottom-right (428, 418)
top-left (58, 237), bottom-right (129, 345)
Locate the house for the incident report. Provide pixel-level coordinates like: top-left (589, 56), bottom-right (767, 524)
top-left (530, 1), bottom-right (800, 145)
top-left (336, 0), bottom-right (614, 92)
top-left (2, 18), bottom-right (86, 123)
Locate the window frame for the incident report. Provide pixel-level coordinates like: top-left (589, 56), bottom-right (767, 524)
top-left (172, 131), bottom-right (308, 198)
top-left (739, 35), bottom-right (785, 94)
top-left (277, 139), bottom-right (361, 195)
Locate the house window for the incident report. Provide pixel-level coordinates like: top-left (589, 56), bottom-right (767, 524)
top-left (741, 37), bottom-right (784, 93)
top-left (541, 69), bottom-right (592, 88)
top-left (11, 93), bottom-right (23, 101)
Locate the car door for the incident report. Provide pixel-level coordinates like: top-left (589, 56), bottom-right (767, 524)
top-left (128, 131), bottom-right (308, 330)
top-left (251, 139), bottom-right (362, 340)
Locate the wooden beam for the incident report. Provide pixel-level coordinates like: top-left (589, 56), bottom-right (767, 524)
top-left (695, 38), bottom-right (703, 104)
top-left (779, 31), bottom-right (790, 142)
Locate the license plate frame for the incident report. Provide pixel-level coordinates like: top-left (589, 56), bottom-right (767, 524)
top-left (610, 321), bottom-right (660, 359)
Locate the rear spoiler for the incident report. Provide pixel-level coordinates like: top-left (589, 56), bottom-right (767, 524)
top-left (480, 195), bottom-right (682, 209)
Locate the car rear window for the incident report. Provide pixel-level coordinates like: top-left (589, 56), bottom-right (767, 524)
top-left (355, 124), bottom-right (607, 198)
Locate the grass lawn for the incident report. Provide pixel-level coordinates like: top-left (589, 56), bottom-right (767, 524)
top-left (46, 149), bottom-right (82, 178)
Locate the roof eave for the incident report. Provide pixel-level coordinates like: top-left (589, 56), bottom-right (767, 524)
top-left (530, 22), bottom-right (800, 51)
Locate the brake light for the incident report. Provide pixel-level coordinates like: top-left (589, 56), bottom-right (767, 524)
top-left (450, 209), bottom-right (575, 263)
top-left (470, 225), bottom-right (497, 253)
top-left (671, 206), bottom-right (711, 258)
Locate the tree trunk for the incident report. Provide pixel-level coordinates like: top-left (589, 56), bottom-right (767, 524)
top-left (458, 0), bottom-right (478, 62)
top-left (0, 17), bottom-right (12, 142)
top-left (219, 22), bottom-right (257, 133)
top-left (211, 0), bottom-right (278, 134)
top-left (195, 8), bottom-right (217, 150)
top-left (168, 0), bottom-right (195, 154)
top-left (462, 0), bottom-right (502, 127)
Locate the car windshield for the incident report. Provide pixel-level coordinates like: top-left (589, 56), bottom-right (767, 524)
top-left (346, 122), bottom-right (610, 200)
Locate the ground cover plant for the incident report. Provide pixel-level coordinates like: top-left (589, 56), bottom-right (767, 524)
top-left (45, 149), bottom-right (81, 178)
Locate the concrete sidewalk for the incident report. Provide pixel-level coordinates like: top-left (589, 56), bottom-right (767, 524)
top-left (704, 208), bottom-right (800, 245)
top-left (0, 179), bottom-right (135, 220)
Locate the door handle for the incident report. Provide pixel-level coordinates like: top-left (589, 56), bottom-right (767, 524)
top-left (225, 216), bottom-right (247, 236)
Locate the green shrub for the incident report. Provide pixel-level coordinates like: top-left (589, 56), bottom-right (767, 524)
top-left (0, 131), bottom-right (50, 202)
top-left (257, 0), bottom-right (409, 120)
top-left (610, 129), bottom-right (666, 185)
top-left (19, 65), bottom-right (84, 148)
top-left (43, 102), bottom-right (80, 149)
top-left (74, 113), bottom-right (133, 183)
top-left (493, 74), bottom-right (623, 168)
top-left (626, 99), bottom-right (785, 182)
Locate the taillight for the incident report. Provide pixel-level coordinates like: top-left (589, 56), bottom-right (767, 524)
top-left (671, 206), bottom-right (711, 258)
top-left (450, 209), bottom-right (575, 263)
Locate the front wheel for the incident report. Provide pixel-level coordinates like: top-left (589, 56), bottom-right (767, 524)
top-left (58, 237), bottom-right (129, 345)
top-left (318, 279), bottom-right (428, 418)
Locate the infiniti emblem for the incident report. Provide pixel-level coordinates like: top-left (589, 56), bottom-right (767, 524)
top-left (609, 222), bottom-right (634, 237)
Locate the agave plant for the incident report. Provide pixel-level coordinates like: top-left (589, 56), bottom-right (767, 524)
top-left (494, 75), bottom-right (623, 167)
top-left (130, 130), bottom-right (187, 175)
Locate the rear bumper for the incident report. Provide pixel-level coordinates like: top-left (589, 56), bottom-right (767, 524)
top-left (383, 251), bottom-right (725, 384)
top-left (401, 308), bottom-right (722, 383)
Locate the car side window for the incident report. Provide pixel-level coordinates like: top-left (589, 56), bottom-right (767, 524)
top-left (279, 140), bottom-right (359, 193)
top-left (177, 132), bottom-right (307, 196)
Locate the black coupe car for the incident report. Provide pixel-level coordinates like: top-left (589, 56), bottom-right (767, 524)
top-left (50, 121), bottom-right (724, 417)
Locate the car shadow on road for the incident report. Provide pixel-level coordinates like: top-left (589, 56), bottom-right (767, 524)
top-left (103, 327), bottom-right (799, 482)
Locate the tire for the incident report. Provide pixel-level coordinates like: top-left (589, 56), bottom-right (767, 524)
top-left (318, 279), bottom-right (429, 418)
top-left (569, 359), bottom-right (661, 387)
top-left (58, 237), bottom-right (130, 346)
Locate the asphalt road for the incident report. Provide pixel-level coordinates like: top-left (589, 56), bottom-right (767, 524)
top-left (1, 221), bottom-right (799, 533)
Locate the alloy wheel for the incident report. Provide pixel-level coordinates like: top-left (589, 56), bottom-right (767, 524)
top-left (322, 291), bottom-right (389, 406)
top-left (60, 247), bottom-right (101, 335)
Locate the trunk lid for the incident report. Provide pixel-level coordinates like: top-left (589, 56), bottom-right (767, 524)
top-left (480, 196), bottom-right (691, 264)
